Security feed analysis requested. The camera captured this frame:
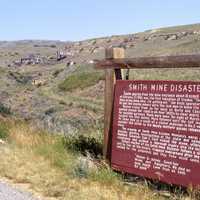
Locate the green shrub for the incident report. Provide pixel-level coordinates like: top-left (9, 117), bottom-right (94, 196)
top-left (0, 123), bottom-right (9, 139)
top-left (52, 69), bottom-right (64, 77)
top-left (63, 134), bottom-right (103, 157)
top-left (58, 72), bottom-right (104, 91)
top-left (44, 107), bottom-right (57, 115)
top-left (0, 103), bottom-right (12, 115)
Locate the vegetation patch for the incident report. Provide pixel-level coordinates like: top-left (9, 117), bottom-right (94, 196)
top-left (52, 68), bottom-right (64, 77)
top-left (0, 103), bottom-right (12, 116)
top-left (0, 118), bottom-right (196, 199)
top-left (63, 134), bottom-right (103, 157)
top-left (58, 71), bottom-right (104, 91)
top-left (0, 122), bottom-right (8, 139)
top-left (8, 71), bottom-right (32, 84)
top-left (44, 107), bottom-right (57, 115)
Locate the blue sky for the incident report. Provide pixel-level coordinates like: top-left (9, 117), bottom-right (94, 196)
top-left (0, 0), bottom-right (200, 41)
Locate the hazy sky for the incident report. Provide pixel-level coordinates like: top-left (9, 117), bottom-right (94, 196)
top-left (0, 0), bottom-right (200, 41)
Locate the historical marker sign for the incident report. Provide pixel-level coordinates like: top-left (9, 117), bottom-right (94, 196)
top-left (111, 80), bottom-right (200, 187)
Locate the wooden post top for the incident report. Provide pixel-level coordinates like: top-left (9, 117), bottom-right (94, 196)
top-left (105, 48), bottom-right (125, 59)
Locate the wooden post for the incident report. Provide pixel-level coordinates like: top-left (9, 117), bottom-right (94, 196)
top-left (104, 48), bottom-right (125, 161)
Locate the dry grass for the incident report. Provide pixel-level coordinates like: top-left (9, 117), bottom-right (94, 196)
top-left (0, 118), bottom-right (196, 200)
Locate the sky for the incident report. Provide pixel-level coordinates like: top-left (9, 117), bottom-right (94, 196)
top-left (0, 0), bottom-right (200, 41)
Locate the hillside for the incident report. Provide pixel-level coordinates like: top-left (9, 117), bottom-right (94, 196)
top-left (1, 23), bottom-right (200, 134)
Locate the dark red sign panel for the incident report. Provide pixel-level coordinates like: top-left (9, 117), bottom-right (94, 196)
top-left (112, 80), bottom-right (200, 187)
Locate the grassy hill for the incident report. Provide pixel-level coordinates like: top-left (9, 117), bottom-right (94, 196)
top-left (1, 23), bottom-right (200, 134)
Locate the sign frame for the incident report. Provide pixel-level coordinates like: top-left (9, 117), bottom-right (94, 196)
top-left (95, 48), bottom-right (200, 187)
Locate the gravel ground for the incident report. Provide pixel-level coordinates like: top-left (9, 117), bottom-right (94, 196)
top-left (0, 181), bottom-right (38, 200)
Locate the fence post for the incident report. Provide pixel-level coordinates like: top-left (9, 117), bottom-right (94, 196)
top-left (104, 47), bottom-right (125, 162)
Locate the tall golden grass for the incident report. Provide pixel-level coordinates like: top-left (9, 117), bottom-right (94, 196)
top-left (0, 118), bottom-right (195, 200)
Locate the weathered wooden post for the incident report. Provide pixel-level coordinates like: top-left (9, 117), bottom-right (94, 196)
top-left (104, 47), bottom-right (124, 161)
